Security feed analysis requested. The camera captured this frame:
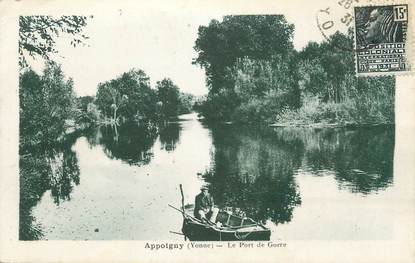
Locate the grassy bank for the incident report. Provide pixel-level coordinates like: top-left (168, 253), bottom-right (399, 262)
top-left (273, 80), bottom-right (395, 128)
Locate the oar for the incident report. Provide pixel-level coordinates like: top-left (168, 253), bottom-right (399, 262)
top-left (169, 231), bottom-right (184, 236)
top-left (169, 204), bottom-right (189, 215)
top-left (179, 184), bottom-right (185, 218)
top-left (168, 204), bottom-right (215, 226)
top-left (179, 184), bottom-right (187, 241)
top-left (168, 204), bottom-right (201, 222)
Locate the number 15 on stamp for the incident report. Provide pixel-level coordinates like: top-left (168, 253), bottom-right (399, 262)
top-left (393, 5), bottom-right (408, 22)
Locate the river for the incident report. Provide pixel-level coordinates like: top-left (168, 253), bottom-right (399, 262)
top-left (20, 113), bottom-right (396, 240)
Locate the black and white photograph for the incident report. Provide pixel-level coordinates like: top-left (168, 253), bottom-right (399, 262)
top-left (0, 0), bottom-right (414, 262)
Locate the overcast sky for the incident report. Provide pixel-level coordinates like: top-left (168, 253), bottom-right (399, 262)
top-left (27, 1), bottom-right (348, 97)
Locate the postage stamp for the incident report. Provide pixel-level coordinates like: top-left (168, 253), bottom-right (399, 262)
top-left (354, 4), bottom-right (411, 75)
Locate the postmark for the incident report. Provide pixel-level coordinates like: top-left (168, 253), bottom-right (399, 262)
top-left (354, 4), bottom-right (411, 75)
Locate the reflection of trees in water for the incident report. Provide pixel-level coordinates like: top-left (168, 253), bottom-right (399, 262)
top-left (333, 128), bottom-right (394, 194)
top-left (20, 151), bottom-right (49, 240)
top-left (272, 127), bottom-right (394, 194)
top-left (19, 144), bottom-right (80, 240)
top-left (159, 122), bottom-right (181, 152)
top-left (47, 148), bottom-right (80, 204)
top-left (90, 123), bottom-right (158, 166)
top-left (19, 121), bottom-right (170, 240)
top-left (204, 124), bottom-right (394, 225)
top-left (204, 125), bottom-right (302, 225)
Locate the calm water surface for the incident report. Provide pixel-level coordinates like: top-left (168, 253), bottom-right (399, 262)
top-left (20, 113), bottom-right (396, 240)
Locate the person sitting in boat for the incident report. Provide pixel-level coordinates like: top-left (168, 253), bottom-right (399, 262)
top-left (194, 186), bottom-right (219, 223)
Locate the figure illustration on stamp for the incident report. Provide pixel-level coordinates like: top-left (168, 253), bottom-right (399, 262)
top-left (356, 5), bottom-right (406, 48)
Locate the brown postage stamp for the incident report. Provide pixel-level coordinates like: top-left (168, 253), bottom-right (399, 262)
top-left (354, 3), bottom-right (411, 75)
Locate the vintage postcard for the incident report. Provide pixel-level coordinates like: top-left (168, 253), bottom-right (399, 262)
top-left (0, 0), bottom-right (414, 262)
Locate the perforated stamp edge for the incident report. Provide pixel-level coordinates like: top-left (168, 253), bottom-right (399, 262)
top-left (353, 0), bottom-right (414, 77)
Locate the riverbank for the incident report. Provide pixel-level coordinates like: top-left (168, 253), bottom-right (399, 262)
top-left (269, 121), bottom-right (394, 128)
top-left (199, 114), bottom-right (394, 129)
top-left (268, 96), bottom-right (394, 128)
top-left (196, 96), bottom-right (394, 129)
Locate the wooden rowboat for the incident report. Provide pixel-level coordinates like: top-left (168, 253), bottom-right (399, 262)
top-left (181, 209), bottom-right (271, 241)
top-left (171, 184), bottom-right (271, 241)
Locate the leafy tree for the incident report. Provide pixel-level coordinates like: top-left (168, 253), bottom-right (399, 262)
top-left (156, 78), bottom-right (180, 118)
top-left (194, 15), bottom-right (295, 94)
top-left (117, 69), bottom-right (157, 121)
top-left (20, 62), bottom-right (77, 150)
top-left (20, 69), bottom-right (44, 148)
top-left (227, 55), bottom-right (299, 123)
top-left (96, 69), bottom-right (157, 123)
top-left (298, 31), bottom-right (354, 103)
top-left (96, 80), bottom-right (128, 123)
top-left (298, 59), bottom-right (329, 99)
top-left (19, 15), bottom-right (91, 67)
top-left (198, 89), bottom-right (241, 121)
top-left (193, 15), bottom-right (296, 121)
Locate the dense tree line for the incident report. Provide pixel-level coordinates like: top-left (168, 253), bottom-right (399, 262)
top-left (20, 64), bottom-right (195, 151)
top-left (291, 31), bottom-right (394, 125)
top-left (93, 72), bottom-right (195, 124)
top-left (194, 15), bottom-right (395, 125)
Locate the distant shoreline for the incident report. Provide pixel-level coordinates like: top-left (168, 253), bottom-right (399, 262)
top-left (269, 122), bottom-right (395, 128)
top-left (198, 117), bottom-right (394, 129)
